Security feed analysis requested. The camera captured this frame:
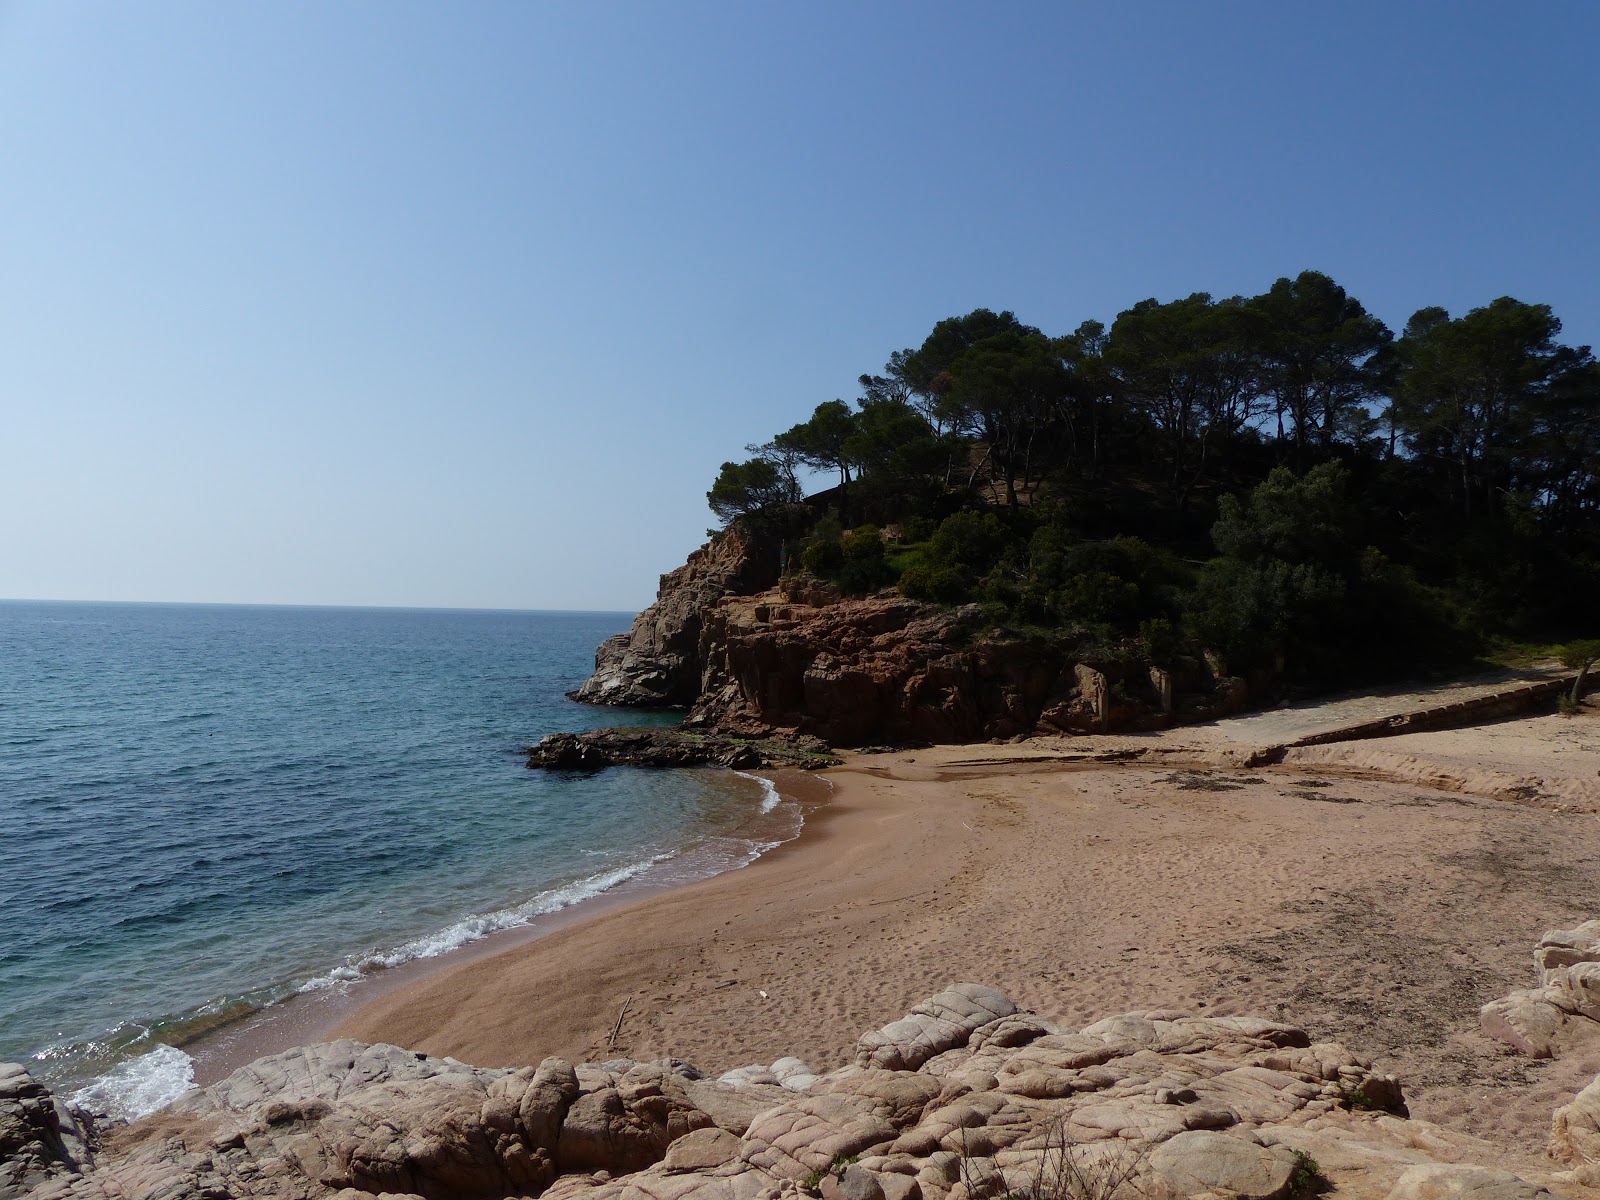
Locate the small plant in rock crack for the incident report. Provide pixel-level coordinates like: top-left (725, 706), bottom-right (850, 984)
top-left (802, 1154), bottom-right (861, 1193)
top-left (1288, 1150), bottom-right (1325, 1196)
top-left (1342, 1083), bottom-right (1382, 1111)
top-left (963, 1119), bottom-right (1150, 1200)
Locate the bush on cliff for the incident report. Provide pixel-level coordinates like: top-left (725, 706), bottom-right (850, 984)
top-left (706, 272), bottom-right (1600, 689)
top-left (801, 524), bottom-right (897, 595)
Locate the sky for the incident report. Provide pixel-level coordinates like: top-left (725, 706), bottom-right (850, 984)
top-left (1, 2), bottom-right (1596, 611)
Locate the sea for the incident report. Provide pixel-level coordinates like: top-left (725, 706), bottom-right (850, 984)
top-left (0, 600), bottom-right (801, 1122)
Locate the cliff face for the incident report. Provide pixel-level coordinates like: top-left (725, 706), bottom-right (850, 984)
top-left (572, 526), bottom-right (781, 708)
top-left (684, 587), bottom-right (1242, 747)
top-left (571, 534), bottom-right (1247, 748)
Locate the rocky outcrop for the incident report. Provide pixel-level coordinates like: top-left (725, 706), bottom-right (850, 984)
top-left (567, 526), bottom-right (1251, 750)
top-left (682, 590), bottom-right (1244, 748)
top-left (1480, 921), bottom-right (1600, 1058)
top-left (14, 983), bottom-right (1582, 1200)
top-left (1, 1064), bottom-right (95, 1200)
top-left (572, 527), bottom-right (781, 708)
top-left (527, 728), bottom-right (839, 771)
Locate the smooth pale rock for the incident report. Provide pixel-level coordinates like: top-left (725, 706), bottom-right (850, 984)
top-left (771, 1059), bottom-right (822, 1093)
top-left (824, 1072), bottom-right (941, 1132)
top-left (719, 1066), bottom-right (782, 1089)
top-left (856, 986), bottom-right (1019, 1072)
top-left (1551, 1074), bottom-right (1600, 1165)
top-left (1384, 1164), bottom-right (1554, 1200)
top-left (966, 1015), bottom-right (1066, 1052)
top-left (1479, 989), bottom-right (1573, 1058)
top-left (740, 1095), bottom-right (897, 1179)
top-left (1148, 1130), bottom-right (1298, 1199)
top-left (662, 1128), bottom-right (743, 1173)
top-left (555, 1069), bottom-right (714, 1175)
top-left (820, 1164), bottom-right (887, 1200)
top-left (683, 1080), bottom-right (794, 1137)
top-left (1483, 922), bottom-right (1600, 1057)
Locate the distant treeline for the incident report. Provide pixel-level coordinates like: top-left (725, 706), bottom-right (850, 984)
top-left (707, 271), bottom-right (1600, 684)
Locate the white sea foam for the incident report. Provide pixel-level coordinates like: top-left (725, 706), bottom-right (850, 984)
top-left (734, 770), bottom-right (783, 812)
top-left (69, 1043), bottom-right (195, 1122)
top-left (296, 855), bottom-right (672, 993)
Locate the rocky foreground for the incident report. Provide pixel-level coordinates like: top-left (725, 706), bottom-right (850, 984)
top-left (9, 983), bottom-right (1600, 1200)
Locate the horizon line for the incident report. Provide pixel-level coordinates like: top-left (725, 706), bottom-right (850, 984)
top-left (0, 596), bottom-right (640, 617)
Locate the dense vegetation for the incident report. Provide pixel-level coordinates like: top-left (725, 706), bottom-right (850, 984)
top-left (707, 272), bottom-right (1599, 686)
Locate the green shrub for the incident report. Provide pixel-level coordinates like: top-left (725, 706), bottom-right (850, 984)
top-left (1288, 1150), bottom-right (1323, 1196)
top-left (899, 563), bottom-right (972, 603)
top-left (801, 537), bottom-right (844, 578)
top-left (1139, 617), bottom-right (1178, 663)
top-left (1058, 570), bottom-right (1140, 624)
top-left (927, 510), bottom-right (1011, 573)
top-left (839, 525), bottom-right (896, 593)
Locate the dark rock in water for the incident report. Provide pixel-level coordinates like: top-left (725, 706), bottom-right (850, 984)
top-left (527, 727), bottom-right (839, 771)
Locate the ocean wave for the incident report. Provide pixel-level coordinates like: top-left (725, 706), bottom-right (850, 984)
top-left (68, 1043), bottom-right (194, 1122)
top-left (296, 854), bottom-right (673, 992)
top-left (733, 770), bottom-right (782, 813)
top-left (39, 774), bottom-right (809, 1124)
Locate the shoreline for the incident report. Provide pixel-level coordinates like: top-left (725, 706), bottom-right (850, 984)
top-left (166, 768), bottom-right (835, 1089)
top-left (331, 716), bottom-right (1600, 1159)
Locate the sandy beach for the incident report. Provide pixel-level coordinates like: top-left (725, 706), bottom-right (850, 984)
top-left (337, 704), bottom-right (1600, 1160)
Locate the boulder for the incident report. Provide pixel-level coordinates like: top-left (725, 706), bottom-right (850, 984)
top-left (1550, 961), bottom-right (1600, 1022)
top-left (740, 1095), bottom-right (898, 1179)
top-left (1384, 1164), bottom-right (1555, 1200)
top-left (1481, 920), bottom-right (1600, 1057)
top-left (856, 987), bottom-right (1020, 1072)
top-left (1479, 989), bottom-right (1574, 1059)
top-left (1148, 1130), bottom-right (1299, 1200)
top-left (661, 1128), bottom-right (743, 1174)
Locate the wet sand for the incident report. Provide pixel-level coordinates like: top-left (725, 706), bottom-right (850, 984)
top-left (336, 706), bottom-right (1600, 1156)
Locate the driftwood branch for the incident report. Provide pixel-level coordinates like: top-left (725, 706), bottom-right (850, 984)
top-left (607, 996), bottom-right (633, 1048)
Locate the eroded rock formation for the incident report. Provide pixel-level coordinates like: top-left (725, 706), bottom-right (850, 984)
top-left (566, 531), bottom-right (1248, 750)
top-left (0, 1063), bottom-right (95, 1199)
top-left (572, 527), bottom-right (781, 709)
top-left (1481, 921), bottom-right (1600, 1059)
top-left (10, 984), bottom-right (1594, 1200)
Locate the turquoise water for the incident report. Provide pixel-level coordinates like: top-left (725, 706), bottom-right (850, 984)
top-left (0, 601), bottom-right (787, 1117)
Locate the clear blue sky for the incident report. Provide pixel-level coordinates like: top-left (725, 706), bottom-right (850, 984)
top-left (3, 2), bottom-right (1595, 611)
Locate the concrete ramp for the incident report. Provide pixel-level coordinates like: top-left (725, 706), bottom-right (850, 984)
top-left (1207, 662), bottom-right (1580, 752)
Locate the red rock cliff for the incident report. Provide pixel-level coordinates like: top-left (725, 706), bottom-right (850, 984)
top-left (573, 532), bottom-right (1246, 746)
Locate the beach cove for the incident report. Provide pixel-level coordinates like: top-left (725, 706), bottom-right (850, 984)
top-left (337, 710), bottom-right (1600, 1159)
